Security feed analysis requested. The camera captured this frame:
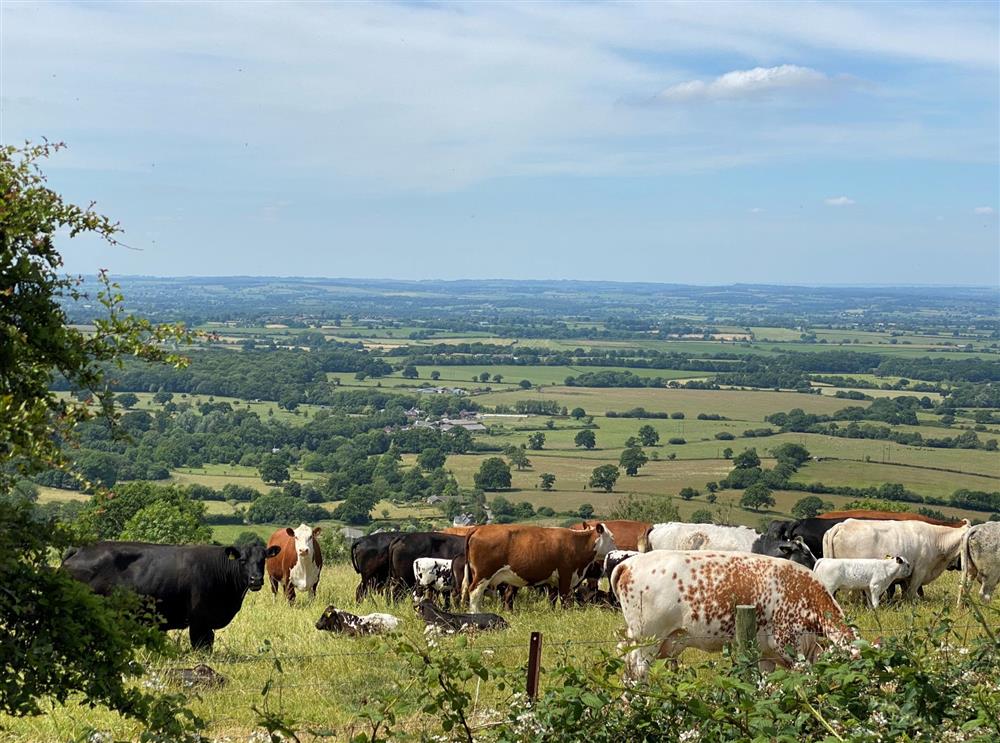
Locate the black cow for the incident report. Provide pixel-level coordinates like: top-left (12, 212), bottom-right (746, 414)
top-left (759, 518), bottom-right (845, 560)
top-left (414, 600), bottom-right (508, 632)
top-left (350, 532), bottom-right (401, 602)
top-left (751, 531), bottom-right (817, 568)
top-left (62, 541), bottom-right (279, 650)
top-left (388, 533), bottom-right (465, 599)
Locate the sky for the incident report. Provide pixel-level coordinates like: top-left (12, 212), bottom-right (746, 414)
top-left (2, 1), bottom-right (998, 285)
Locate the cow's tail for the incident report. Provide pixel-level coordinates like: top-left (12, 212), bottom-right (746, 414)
top-left (609, 561), bottom-right (626, 600)
top-left (637, 526), bottom-right (652, 553)
top-left (956, 526), bottom-right (974, 608)
top-left (461, 535), bottom-right (473, 605)
top-left (350, 540), bottom-right (361, 574)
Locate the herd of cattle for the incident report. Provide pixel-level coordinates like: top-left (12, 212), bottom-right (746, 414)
top-left (60, 511), bottom-right (999, 679)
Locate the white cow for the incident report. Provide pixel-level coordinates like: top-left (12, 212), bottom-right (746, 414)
top-left (823, 519), bottom-right (969, 599)
top-left (413, 557), bottom-right (455, 608)
top-left (640, 523), bottom-right (760, 552)
top-left (957, 522), bottom-right (1000, 606)
top-left (612, 551), bottom-right (854, 682)
top-left (812, 556), bottom-right (912, 609)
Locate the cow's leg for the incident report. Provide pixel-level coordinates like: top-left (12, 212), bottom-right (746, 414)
top-left (284, 580), bottom-right (297, 605)
top-left (980, 573), bottom-right (997, 603)
top-left (356, 579), bottom-right (367, 603)
top-left (557, 570), bottom-right (574, 608)
top-left (442, 587), bottom-right (451, 611)
top-left (904, 571), bottom-right (924, 600)
top-left (620, 638), bottom-right (656, 684)
top-left (190, 625), bottom-right (215, 652)
top-left (468, 578), bottom-right (491, 614)
top-left (269, 574), bottom-right (279, 595)
top-left (868, 581), bottom-right (881, 610)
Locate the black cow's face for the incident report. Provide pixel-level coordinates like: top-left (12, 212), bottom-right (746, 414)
top-left (755, 536), bottom-right (816, 569)
top-left (226, 543), bottom-right (281, 591)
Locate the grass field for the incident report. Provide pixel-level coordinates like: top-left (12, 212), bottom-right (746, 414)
top-left (5, 561), bottom-right (994, 742)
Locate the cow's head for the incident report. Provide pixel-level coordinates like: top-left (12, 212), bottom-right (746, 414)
top-left (891, 555), bottom-right (913, 577)
top-left (592, 523), bottom-right (617, 561)
top-left (752, 535), bottom-right (816, 568)
top-left (225, 543), bottom-right (281, 591)
top-left (316, 605), bottom-right (351, 632)
top-left (287, 523), bottom-right (321, 562)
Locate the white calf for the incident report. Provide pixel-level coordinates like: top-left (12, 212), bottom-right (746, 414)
top-left (413, 557), bottom-right (455, 608)
top-left (812, 556), bottom-right (912, 609)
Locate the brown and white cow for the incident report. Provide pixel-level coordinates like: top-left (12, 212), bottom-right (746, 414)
top-left (464, 524), bottom-right (616, 612)
top-left (266, 524), bottom-right (323, 603)
top-left (823, 518), bottom-right (969, 599)
top-left (612, 551), bottom-right (854, 682)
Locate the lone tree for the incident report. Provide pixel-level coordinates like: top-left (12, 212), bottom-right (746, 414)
top-left (259, 455), bottom-right (290, 485)
top-left (638, 424), bottom-right (660, 447)
top-left (539, 473), bottom-right (556, 491)
top-left (740, 482), bottom-right (775, 511)
top-left (733, 448), bottom-right (761, 469)
top-left (619, 446), bottom-right (648, 476)
top-left (116, 392), bottom-right (140, 409)
top-left (527, 432), bottom-right (546, 450)
top-left (570, 407), bottom-right (586, 420)
top-left (574, 429), bottom-right (597, 449)
top-left (0, 142), bottom-right (198, 736)
top-left (430, 370), bottom-right (441, 380)
top-left (506, 445), bottom-right (531, 471)
top-left (578, 503), bottom-right (595, 519)
top-left (679, 487), bottom-right (700, 501)
top-left (722, 447), bottom-right (734, 460)
top-left (474, 457), bottom-right (512, 491)
top-left (589, 464), bottom-right (620, 492)
top-left (479, 371), bottom-right (491, 383)
top-left (401, 364), bottom-right (419, 379)
top-left (417, 447), bottom-right (446, 471)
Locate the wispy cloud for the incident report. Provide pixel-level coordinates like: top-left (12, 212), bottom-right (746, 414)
top-left (825, 196), bottom-right (856, 207)
top-left (659, 65), bottom-right (828, 102)
top-left (748, 207), bottom-right (765, 213)
top-left (973, 206), bottom-right (995, 215)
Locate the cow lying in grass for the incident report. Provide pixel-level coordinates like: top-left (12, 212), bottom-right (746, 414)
top-left (414, 600), bottom-right (508, 633)
top-left (315, 606), bottom-right (400, 636)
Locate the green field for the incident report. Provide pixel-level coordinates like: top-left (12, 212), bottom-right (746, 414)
top-left (4, 561), bottom-right (992, 742)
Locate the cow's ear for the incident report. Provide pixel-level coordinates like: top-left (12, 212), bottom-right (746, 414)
top-left (266, 545), bottom-right (282, 558)
top-left (895, 556), bottom-right (904, 564)
top-left (595, 523), bottom-right (605, 534)
top-left (285, 527), bottom-right (295, 537)
top-left (225, 546), bottom-right (240, 561)
top-left (312, 527), bottom-right (322, 537)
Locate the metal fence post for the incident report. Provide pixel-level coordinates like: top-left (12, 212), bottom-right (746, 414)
top-left (526, 631), bottom-right (543, 700)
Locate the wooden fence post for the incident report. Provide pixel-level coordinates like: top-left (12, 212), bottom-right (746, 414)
top-left (526, 631), bottom-right (543, 701)
top-left (734, 605), bottom-right (757, 655)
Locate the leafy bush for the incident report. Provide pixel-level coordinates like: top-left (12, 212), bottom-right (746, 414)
top-left (667, 437), bottom-right (686, 445)
top-left (120, 500), bottom-right (212, 544)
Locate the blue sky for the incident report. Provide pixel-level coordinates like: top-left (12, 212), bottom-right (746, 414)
top-left (2, 1), bottom-right (997, 285)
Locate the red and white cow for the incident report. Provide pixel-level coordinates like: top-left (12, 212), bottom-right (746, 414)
top-left (266, 524), bottom-right (323, 603)
top-left (611, 551), bottom-right (854, 682)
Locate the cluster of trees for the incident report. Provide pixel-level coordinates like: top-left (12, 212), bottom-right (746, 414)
top-left (717, 443), bottom-right (814, 512)
top-left (765, 401), bottom-right (998, 450)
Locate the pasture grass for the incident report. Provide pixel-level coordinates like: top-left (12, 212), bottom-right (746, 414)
top-left (4, 564), bottom-right (994, 742)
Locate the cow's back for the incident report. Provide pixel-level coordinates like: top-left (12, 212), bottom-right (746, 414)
top-left (577, 520), bottom-right (649, 551)
top-left (817, 510), bottom-right (965, 527)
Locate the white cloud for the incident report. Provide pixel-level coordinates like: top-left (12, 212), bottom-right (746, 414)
top-left (659, 65), bottom-right (828, 102)
top-left (749, 207), bottom-right (765, 213)
top-left (825, 196), bottom-right (856, 207)
top-left (973, 206), bottom-right (995, 215)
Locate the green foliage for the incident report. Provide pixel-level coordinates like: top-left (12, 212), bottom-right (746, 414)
top-left (578, 503), bottom-right (595, 519)
top-left (588, 464), bottom-right (619, 493)
top-left (539, 472), bottom-right (556, 491)
top-left (574, 429), bottom-right (597, 449)
top-left (732, 448), bottom-right (761, 469)
top-left (401, 364), bottom-right (418, 379)
top-left (690, 508), bottom-right (714, 524)
top-left (474, 457), bottom-right (512, 491)
top-left (637, 424), bottom-right (659, 446)
top-left (791, 495), bottom-right (828, 520)
top-left (772, 442), bottom-right (811, 468)
top-left (722, 447), bottom-right (734, 459)
top-left (740, 482), bottom-right (775, 511)
top-left (248, 492), bottom-right (328, 524)
top-left (120, 499), bottom-right (212, 544)
top-left (679, 487), bottom-right (699, 501)
top-left (570, 407), bottom-right (586, 419)
top-left (417, 447), bottom-right (446, 471)
top-left (234, 530), bottom-right (265, 549)
top-left (79, 482), bottom-right (207, 540)
top-left (619, 446), bottom-right (648, 476)
top-left (527, 432), bottom-right (546, 450)
top-left (506, 445), bottom-right (531, 471)
top-left (116, 391), bottom-right (140, 409)
top-left (258, 454), bottom-right (290, 485)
